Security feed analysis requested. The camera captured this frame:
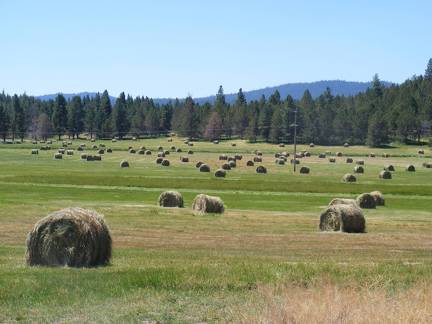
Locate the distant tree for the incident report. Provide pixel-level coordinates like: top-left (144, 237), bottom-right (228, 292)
top-left (425, 58), bottom-right (432, 80)
top-left (233, 88), bottom-right (248, 136)
top-left (11, 95), bottom-right (26, 141)
top-left (84, 95), bottom-right (97, 139)
top-left (144, 108), bottom-right (160, 136)
top-left (97, 90), bottom-right (112, 138)
top-left (112, 92), bottom-right (129, 138)
top-left (52, 94), bottom-right (67, 140)
top-left (130, 104), bottom-right (146, 136)
top-left (366, 113), bottom-right (388, 147)
top-left (0, 104), bottom-right (10, 142)
top-left (36, 113), bottom-right (52, 141)
top-left (178, 96), bottom-right (199, 138)
top-left (371, 74), bottom-right (384, 98)
top-left (269, 90), bottom-right (281, 106)
top-left (67, 96), bottom-right (84, 138)
top-left (269, 106), bottom-right (284, 143)
top-left (245, 115), bottom-right (258, 143)
top-left (204, 111), bottom-right (223, 140)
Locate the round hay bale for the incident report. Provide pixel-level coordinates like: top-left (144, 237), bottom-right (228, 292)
top-left (196, 161), bottom-right (203, 168)
top-left (329, 158), bottom-right (336, 163)
top-left (344, 143), bottom-right (350, 147)
top-left (232, 143), bottom-right (237, 147)
top-left (199, 164), bottom-right (210, 172)
top-left (319, 153), bottom-right (326, 158)
top-left (58, 148), bottom-right (65, 154)
top-left (187, 150), bottom-right (193, 155)
top-left (168, 138), bottom-right (173, 142)
top-left (299, 166), bottom-right (310, 174)
top-left (132, 137), bottom-right (137, 141)
top-left (32, 141), bottom-right (38, 144)
top-left (354, 165), bottom-right (364, 174)
top-left (336, 152), bottom-right (343, 157)
top-left (214, 169), bottom-right (226, 177)
top-left (161, 159), bottom-right (170, 166)
top-left (275, 159), bottom-right (285, 165)
top-left (188, 143), bottom-right (194, 147)
top-left (164, 150), bottom-right (170, 155)
top-left (86, 155), bottom-right (95, 161)
top-left (107, 148), bottom-right (112, 153)
top-left (256, 165), bottom-right (267, 174)
top-left (234, 154), bottom-right (242, 160)
top-left (176, 148), bottom-right (182, 153)
top-left (246, 160), bottom-right (254, 167)
top-left (219, 154), bottom-right (228, 160)
top-left (31, 149), bottom-right (39, 155)
top-left (418, 149), bottom-right (425, 155)
top-left (379, 170), bottom-right (392, 179)
top-left (26, 207), bottom-right (112, 267)
top-left (99, 144), bottom-right (105, 148)
top-left (77, 146), bottom-right (84, 151)
top-left (157, 152), bottom-right (165, 158)
top-left (281, 151), bottom-right (289, 157)
top-left (370, 191), bottom-right (385, 206)
top-left (356, 160), bottom-right (364, 165)
top-left (274, 153), bottom-right (281, 158)
top-left (304, 152), bottom-right (311, 157)
top-left (342, 173), bottom-right (356, 182)
top-left (47, 140), bottom-right (52, 144)
top-left (137, 149), bottom-right (145, 155)
top-left (129, 149), bottom-right (136, 154)
top-left (80, 153), bottom-right (88, 160)
top-left (54, 153), bottom-right (62, 160)
top-left (309, 143), bottom-right (315, 147)
top-left (422, 162), bottom-right (432, 168)
top-left (406, 164), bottom-right (415, 172)
top-left (180, 156), bottom-right (189, 162)
top-left (319, 204), bottom-right (365, 233)
top-left (253, 156), bottom-right (262, 163)
top-left (120, 160), bottom-right (129, 168)
top-left (93, 155), bottom-right (102, 161)
top-left (156, 157), bottom-right (163, 164)
top-left (158, 191), bottom-right (184, 208)
top-left (356, 193), bottom-right (376, 209)
top-left (369, 153), bottom-right (375, 157)
top-left (382, 153), bottom-right (390, 158)
top-left (92, 145), bottom-right (98, 149)
top-left (192, 194), bottom-right (224, 214)
top-left (328, 198), bottom-right (358, 207)
top-left (346, 158), bottom-right (353, 163)
top-left (66, 150), bottom-right (74, 155)
top-left (384, 165), bottom-right (395, 172)
top-left (157, 146), bottom-right (163, 151)
top-left (222, 163), bottom-right (231, 170)
top-left (290, 159), bottom-right (300, 165)
top-left (111, 138), bottom-right (117, 142)
top-left (295, 153), bottom-right (304, 159)
top-left (256, 151), bottom-right (263, 156)
top-left (139, 146), bottom-right (146, 151)
top-left (279, 143), bottom-right (285, 147)
top-left (228, 160), bottom-right (237, 168)
top-left (145, 150), bottom-right (152, 155)
top-left (325, 151), bottom-right (332, 156)
top-left (170, 146), bottom-right (176, 151)
top-left (98, 149), bottom-right (104, 154)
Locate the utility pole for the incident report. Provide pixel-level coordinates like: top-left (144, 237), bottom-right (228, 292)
top-left (291, 108), bottom-right (298, 172)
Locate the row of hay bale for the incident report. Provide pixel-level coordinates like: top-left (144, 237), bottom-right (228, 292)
top-left (158, 191), bottom-right (225, 214)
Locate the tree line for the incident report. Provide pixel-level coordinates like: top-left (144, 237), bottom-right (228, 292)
top-left (1, 59), bottom-right (432, 147)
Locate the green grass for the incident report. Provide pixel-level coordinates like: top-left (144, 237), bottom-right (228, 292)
top-left (0, 138), bottom-right (431, 322)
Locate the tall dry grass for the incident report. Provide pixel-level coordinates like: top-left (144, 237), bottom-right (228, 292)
top-left (235, 282), bottom-right (432, 324)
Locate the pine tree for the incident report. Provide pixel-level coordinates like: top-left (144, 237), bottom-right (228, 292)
top-left (11, 94), bottom-right (26, 141)
top-left (204, 111), bottom-right (223, 140)
top-left (366, 113), bottom-right (388, 147)
top-left (97, 90), bottom-right (112, 138)
top-left (269, 106), bottom-right (284, 143)
top-left (425, 58), bottom-right (432, 79)
top-left (233, 88), bottom-right (248, 136)
top-left (36, 113), bottom-right (52, 141)
top-left (112, 92), bottom-right (129, 138)
top-left (0, 104), bottom-right (10, 142)
top-left (84, 96), bottom-right (97, 139)
top-left (52, 94), bottom-right (67, 140)
top-left (67, 96), bottom-right (84, 138)
top-left (179, 96), bottom-right (199, 138)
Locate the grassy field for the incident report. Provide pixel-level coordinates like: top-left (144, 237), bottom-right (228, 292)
top-left (0, 137), bottom-right (431, 323)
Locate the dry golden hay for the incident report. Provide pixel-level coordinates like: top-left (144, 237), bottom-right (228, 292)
top-left (319, 204), bottom-right (365, 233)
top-left (54, 153), bottom-right (63, 160)
top-left (253, 156), bottom-right (262, 163)
top-left (319, 153), bottom-right (326, 158)
top-left (370, 191), bottom-right (385, 206)
top-left (161, 159), bottom-right (170, 166)
top-left (196, 161), bottom-right (204, 168)
top-left (346, 157), bottom-right (353, 163)
top-left (214, 169), bottom-right (226, 177)
top-left (246, 160), bottom-right (254, 167)
top-left (158, 191), bottom-right (184, 208)
top-left (26, 207), bottom-right (112, 267)
top-left (156, 157), bottom-right (163, 164)
top-left (256, 165), bottom-right (267, 174)
top-left (406, 164), bottom-right (416, 172)
top-left (336, 152), bottom-right (343, 157)
top-left (356, 193), bottom-right (376, 209)
top-left (199, 164), bottom-right (210, 172)
top-left (299, 166), bottom-right (310, 174)
top-left (384, 164), bottom-right (395, 172)
top-left (219, 154), bottom-right (228, 160)
top-left (356, 160), bottom-right (364, 165)
top-left (329, 158), bottom-right (336, 163)
top-left (31, 149), bottom-right (39, 155)
top-left (328, 198), bottom-right (358, 207)
top-left (354, 165), bottom-right (364, 174)
top-left (120, 160), bottom-right (129, 168)
top-left (192, 194), bottom-right (224, 214)
top-left (222, 163), bottom-right (231, 170)
top-left (342, 173), bottom-right (356, 182)
top-left (379, 170), bottom-right (392, 179)
top-left (275, 159), bottom-right (285, 165)
top-left (309, 143), bottom-right (315, 147)
top-left (129, 149), bottom-right (136, 154)
top-left (180, 156), bottom-right (189, 162)
top-left (229, 160), bottom-right (237, 168)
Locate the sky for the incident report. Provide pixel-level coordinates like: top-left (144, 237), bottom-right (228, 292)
top-left (1, 0), bottom-right (431, 98)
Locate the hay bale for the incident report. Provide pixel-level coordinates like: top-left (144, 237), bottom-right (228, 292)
top-left (180, 156), bottom-right (189, 162)
top-left (176, 148), bottom-right (182, 153)
top-left (234, 154), bottom-right (242, 160)
top-left (356, 160), bottom-right (364, 165)
top-left (214, 169), bottom-right (226, 177)
top-left (156, 157), bottom-right (163, 164)
top-left (328, 198), bottom-right (358, 207)
top-left (382, 153), bottom-right (390, 158)
top-left (309, 143), bottom-right (315, 147)
top-left (170, 146), bottom-right (176, 151)
top-left (157, 152), bottom-right (165, 158)
top-left (346, 158), bottom-right (353, 163)
top-left (129, 149), bottom-right (136, 154)
top-left (418, 149), bottom-right (425, 155)
top-left (94, 155), bottom-right (102, 161)
top-left (232, 143), bottom-right (237, 147)
top-left (222, 163), bottom-right (231, 170)
top-left (379, 170), bottom-right (392, 179)
top-left (406, 164), bottom-right (415, 172)
top-left (77, 146), bottom-right (84, 151)
top-left (158, 191), bottom-right (184, 208)
top-left (356, 193), bottom-right (376, 209)
top-left (219, 154), bottom-right (228, 160)
top-left (344, 142), bottom-right (350, 147)
top-left (384, 165), bottom-right (395, 172)
top-left (199, 164), bottom-right (210, 172)
top-left (281, 152), bottom-right (289, 157)
top-left (58, 148), bottom-right (65, 154)
top-left (369, 153), bottom-right (375, 157)
top-left (370, 191), bottom-right (385, 206)
top-left (164, 150), bottom-right (170, 155)
top-left (304, 152), bottom-right (311, 157)
top-left (290, 159), bottom-right (300, 165)
top-left (26, 207), bottom-right (112, 267)
top-left (422, 162), bottom-right (432, 168)
top-left (47, 140), bottom-right (52, 144)
top-left (274, 153), bottom-right (281, 158)
top-left (107, 148), bottom-right (112, 153)
top-left (213, 140), bottom-right (219, 144)
top-left (161, 159), bottom-right (170, 166)
top-left (319, 204), bottom-right (365, 233)
top-left (54, 153), bottom-right (63, 160)
top-left (192, 194), bottom-right (224, 214)
top-left (98, 149), bottom-right (104, 154)
top-left (246, 160), bottom-right (254, 167)
top-left (188, 143), bottom-right (194, 147)
top-left (342, 173), bottom-right (356, 182)
top-left (157, 146), bottom-right (163, 151)
top-left (228, 156), bottom-right (236, 162)
top-left (81, 153), bottom-right (88, 160)
top-left (86, 155), bottom-right (95, 161)
top-left (275, 159), bottom-right (285, 165)
top-left (187, 150), bottom-right (193, 155)
top-left (145, 150), bottom-right (152, 155)
top-left (66, 150), bottom-right (74, 155)
top-left (256, 151), bottom-right (263, 156)
top-left (299, 166), bottom-right (310, 174)
top-left (132, 137), bottom-right (137, 141)
top-left (354, 165), bottom-right (364, 174)
top-left (319, 153), bottom-right (326, 158)
top-left (253, 156), bottom-right (262, 163)
top-left (31, 149), bottom-right (39, 155)
top-left (336, 152), bottom-right (343, 157)
top-left (325, 151), bottom-right (332, 155)
top-left (256, 165), bottom-right (267, 174)
top-left (120, 160), bottom-right (129, 168)
top-left (99, 144), bottom-right (106, 148)
top-left (138, 149), bottom-right (145, 155)
top-left (329, 158), bottom-right (336, 163)
top-left (111, 138), bottom-right (117, 142)
top-left (196, 161), bottom-right (203, 168)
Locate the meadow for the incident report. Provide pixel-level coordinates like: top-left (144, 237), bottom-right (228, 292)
top-left (0, 137), bottom-right (431, 323)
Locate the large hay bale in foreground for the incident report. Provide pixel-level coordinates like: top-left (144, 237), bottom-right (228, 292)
top-left (370, 191), bottom-right (385, 206)
top-left (379, 170), bottom-right (392, 179)
top-left (319, 205), bottom-right (365, 233)
top-left (214, 169), bottom-right (226, 178)
top-left (256, 166), bottom-right (267, 174)
top-left (199, 164), bottom-right (210, 172)
top-left (158, 191), bottom-right (184, 207)
top-left (192, 194), bottom-right (224, 214)
top-left (356, 193), bottom-right (376, 209)
top-left (406, 164), bottom-right (415, 172)
top-left (299, 166), bottom-right (310, 174)
top-left (26, 207), bottom-right (112, 267)
top-left (328, 198), bottom-right (358, 207)
top-left (342, 173), bottom-right (356, 182)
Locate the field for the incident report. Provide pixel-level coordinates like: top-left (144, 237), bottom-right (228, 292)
top-left (1, 137), bottom-right (432, 323)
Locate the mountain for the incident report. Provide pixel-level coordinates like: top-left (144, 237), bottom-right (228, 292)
top-left (36, 80), bottom-right (393, 104)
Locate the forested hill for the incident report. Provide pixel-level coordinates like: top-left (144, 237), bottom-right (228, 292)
top-left (36, 80), bottom-right (392, 104)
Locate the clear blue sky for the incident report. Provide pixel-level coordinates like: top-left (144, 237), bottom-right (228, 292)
top-left (1, 0), bottom-right (431, 98)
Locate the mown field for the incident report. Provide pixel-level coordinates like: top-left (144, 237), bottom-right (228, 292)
top-left (0, 137), bottom-right (432, 323)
